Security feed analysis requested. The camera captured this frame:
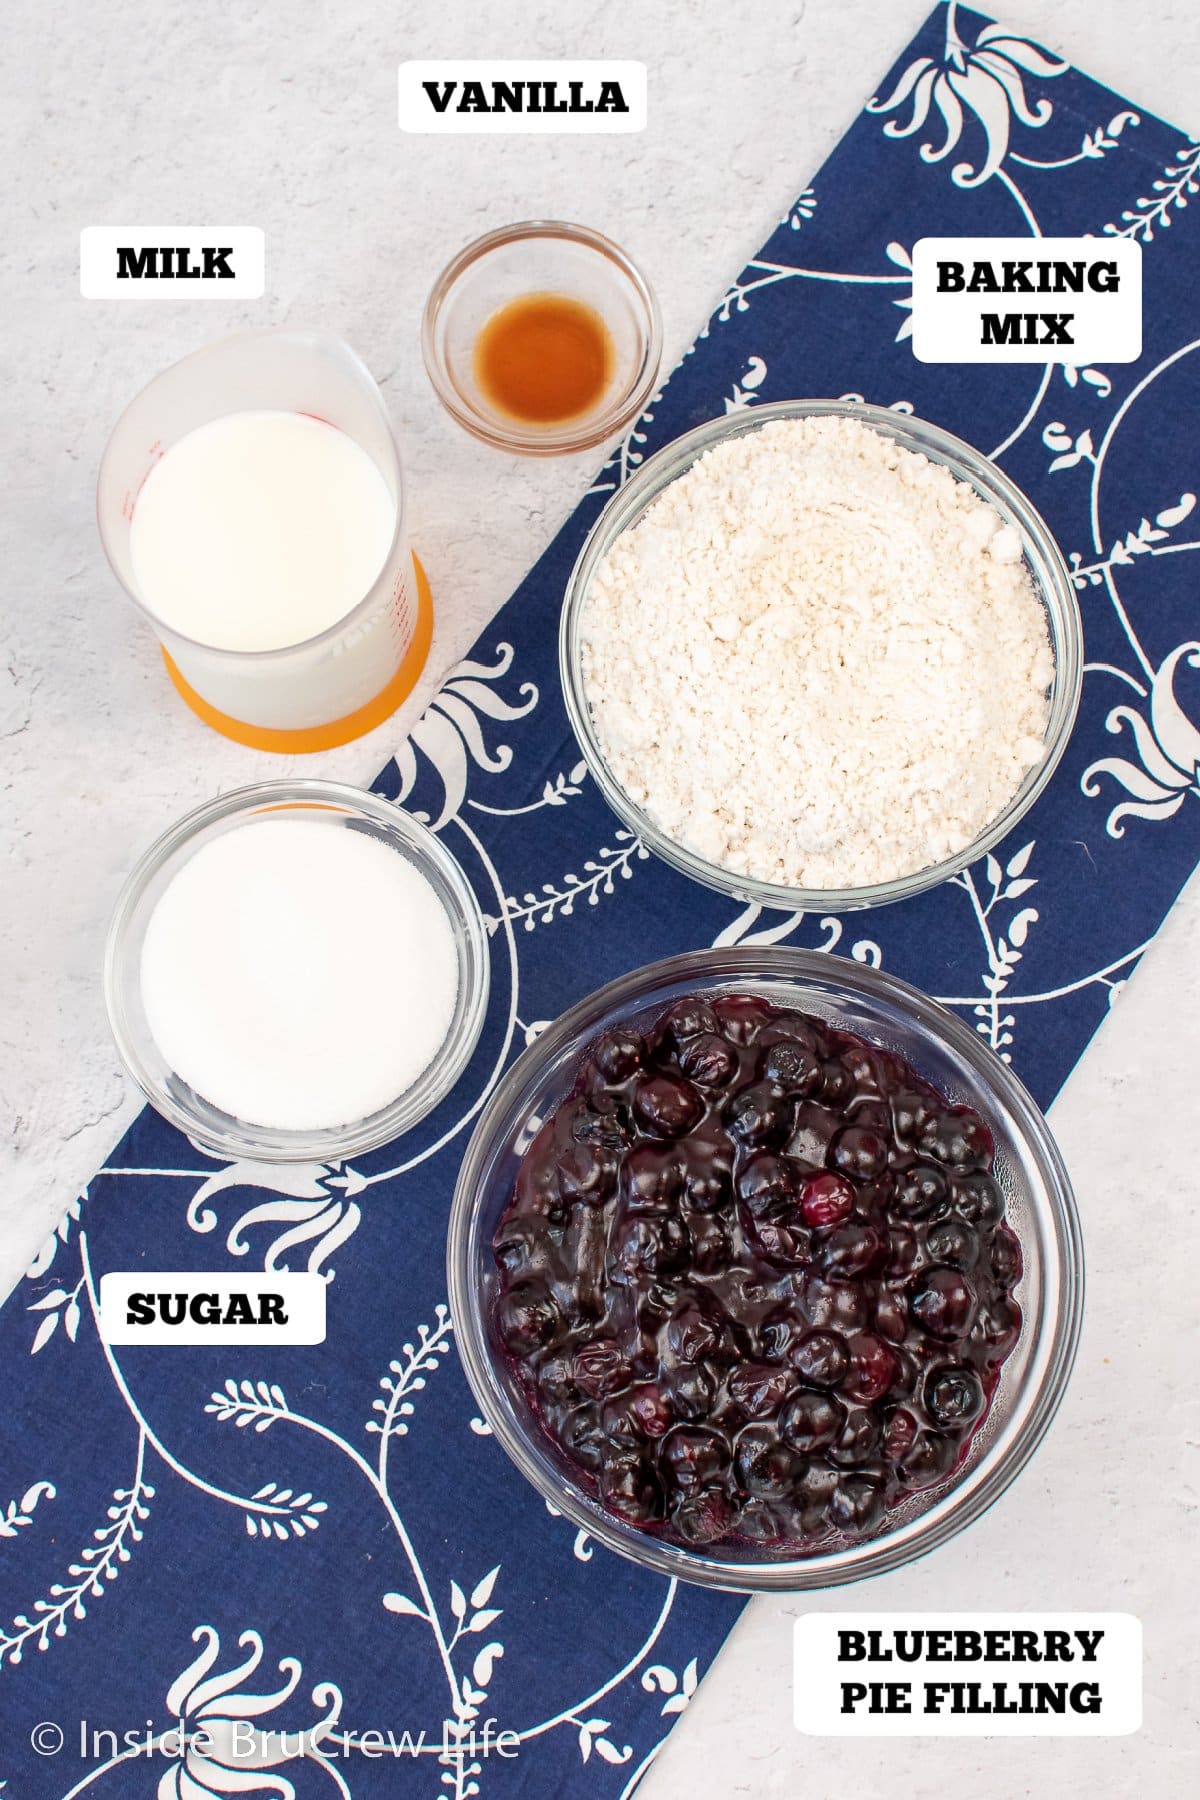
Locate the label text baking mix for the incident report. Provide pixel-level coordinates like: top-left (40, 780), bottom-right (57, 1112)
top-left (911, 236), bottom-right (1141, 363)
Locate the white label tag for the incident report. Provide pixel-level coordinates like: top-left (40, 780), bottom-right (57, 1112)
top-left (99, 1272), bottom-right (325, 1345)
top-left (795, 1614), bottom-right (1142, 1736)
top-left (398, 61), bottom-right (646, 133)
top-left (80, 227), bottom-right (265, 299)
top-left (911, 237), bottom-right (1141, 364)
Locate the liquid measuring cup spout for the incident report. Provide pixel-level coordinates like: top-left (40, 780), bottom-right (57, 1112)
top-left (96, 327), bottom-right (433, 751)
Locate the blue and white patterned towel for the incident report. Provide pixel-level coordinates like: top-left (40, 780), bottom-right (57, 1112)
top-left (4, 6), bottom-right (1199, 1795)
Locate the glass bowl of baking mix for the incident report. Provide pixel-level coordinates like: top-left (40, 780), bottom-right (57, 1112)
top-left (105, 780), bottom-right (489, 1162)
top-left (447, 947), bottom-right (1083, 1592)
top-left (560, 400), bottom-right (1083, 912)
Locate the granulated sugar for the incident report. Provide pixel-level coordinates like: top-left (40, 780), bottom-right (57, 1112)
top-left (580, 415), bottom-right (1054, 889)
top-left (140, 817), bottom-right (458, 1131)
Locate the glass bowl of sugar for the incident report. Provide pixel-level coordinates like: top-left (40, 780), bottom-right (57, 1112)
top-left (560, 399), bottom-right (1083, 913)
top-left (104, 781), bottom-right (489, 1161)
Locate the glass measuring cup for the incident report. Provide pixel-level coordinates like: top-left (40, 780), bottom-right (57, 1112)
top-left (97, 328), bottom-right (432, 751)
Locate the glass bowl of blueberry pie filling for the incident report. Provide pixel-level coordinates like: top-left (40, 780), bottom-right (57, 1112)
top-left (447, 948), bottom-right (1083, 1592)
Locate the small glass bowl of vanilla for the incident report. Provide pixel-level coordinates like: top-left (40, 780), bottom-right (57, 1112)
top-left (422, 220), bottom-right (662, 455)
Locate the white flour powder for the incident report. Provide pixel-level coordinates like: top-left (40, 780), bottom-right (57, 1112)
top-left (581, 415), bottom-right (1053, 888)
top-left (140, 818), bottom-right (458, 1131)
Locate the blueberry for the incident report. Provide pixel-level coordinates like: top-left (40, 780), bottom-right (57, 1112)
top-left (760, 1040), bottom-right (823, 1096)
top-left (492, 1217), bottom-right (550, 1282)
top-left (925, 1219), bottom-right (979, 1270)
top-left (670, 1362), bottom-right (716, 1421)
top-left (688, 1214), bottom-right (733, 1273)
top-left (874, 1288), bottom-right (909, 1345)
top-left (792, 1459), bottom-right (840, 1533)
top-left (559, 1404), bottom-right (605, 1471)
top-left (820, 1060), bottom-right (854, 1108)
top-left (599, 1394), bottom-right (642, 1445)
top-left (829, 1475), bottom-right (884, 1534)
top-left (600, 1454), bottom-right (663, 1524)
top-left (627, 1382), bottom-right (674, 1438)
top-left (882, 1407), bottom-right (918, 1463)
top-left (620, 1143), bottom-right (684, 1214)
top-left (713, 994), bottom-right (774, 1043)
top-left (593, 1028), bottom-right (644, 1083)
top-left (828, 1126), bottom-right (889, 1183)
top-left (666, 1296), bottom-right (724, 1365)
top-left (680, 1132), bottom-right (734, 1212)
top-left (736, 1153), bottom-right (801, 1217)
top-left (734, 1424), bottom-right (796, 1498)
top-left (910, 1267), bottom-right (977, 1341)
top-left (891, 1088), bottom-right (940, 1146)
top-left (780, 1390), bottom-right (845, 1453)
top-left (894, 1160), bottom-right (949, 1219)
top-left (758, 1304), bottom-right (806, 1362)
top-left (634, 1073), bottom-right (703, 1139)
top-left (789, 1330), bottom-right (850, 1389)
top-left (725, 1081), bottom-right (789, 1148)
top-left (838, 1041), bottom-right (886, 1096)
top-left (925, 1366), bottom-right (985, 1430)
top-left (991, 1224), bottom-right (1022, 1284)
top-left (572, 1095), bottom-right (630, 1151)
top-left (737, 1157), bottom-right (813, 1267)
top-left (953, 1172), bottom-right (1005, 1225)
top-left (661, 999), bottom-right (720, 1043)
top-left (842, 1332), bottom-right (898, 1404)
top-left (679, 1032), bottom-right (738, 1088)
top-left (899, 1429), bottom-right (957, 1489)
top-left (726, 1362), bottom-right (798, 1420)
top-left (920, 1106), bottom-right (993, 1170)
top-left (513, 1133), bottom-right (564, 1216)
top-left (660, 1425), bottom-right (729, 1491)
top-left (822, 1223), bottom-right (884, 1281)
top-left (801, 1270), bottom-right (872, 1332)
top-left (737, 1500), bottom-right (786, 1543)
top-left (496, 1282), bottom-right (561, 1356)
top-left (608, 1213), bottom-right (689, 1282)
top-left (884, 1225), bottom-right (920, 1277)
top-left (539, 1363), bottom-right (584, 1419)
top-left (848, 1098), bottom-right (890, 1135)
top-left (746, 1215), bottom-right (814, 1270)
top-left (572, 1339), bottom-right (629, 1400)
top-left (556, 1141), bottom-right (615, 1206)
top-left (785, 1101), bottom-right (842, 1165)
top-left (976, 1296), bottom-right (1021, 1360)
top-left (827, 1406), bottom-right (882, 1468)
top-left (800, 1171), bottom-right (855, 1228)
top-left (674, 1485), bottom-right (737, 1544)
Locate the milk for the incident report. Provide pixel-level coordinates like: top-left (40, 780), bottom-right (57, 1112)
top-left (129, 409), bottom-right (397, 653)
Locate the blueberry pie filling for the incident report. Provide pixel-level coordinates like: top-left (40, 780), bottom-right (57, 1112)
top-left (490, 993), bottom-right (1021, 1549)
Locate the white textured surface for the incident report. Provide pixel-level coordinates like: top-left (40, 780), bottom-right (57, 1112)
top-left (2, 2), bottom-right (1198, 1794)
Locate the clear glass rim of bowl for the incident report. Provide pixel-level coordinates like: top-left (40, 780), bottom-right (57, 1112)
top-left (420, 219), bottom-right (664, 456)
top-left (447, 945), bottom-right (1084, 1593)
top-left (96, 326), bottom-right (410, 662)
top-left (560, 398), bottom-right (1085, 911)
top-left (104, 778), bottom-right (490, 1163)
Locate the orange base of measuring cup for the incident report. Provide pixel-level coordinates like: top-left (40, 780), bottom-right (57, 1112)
top-left (160, 554), bottom-right (435, 753)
